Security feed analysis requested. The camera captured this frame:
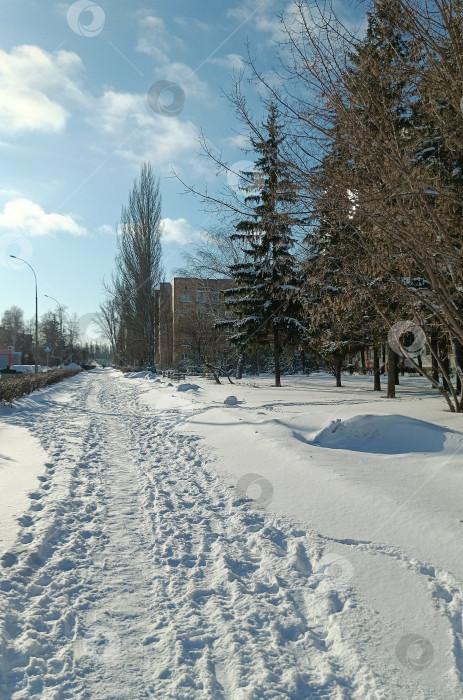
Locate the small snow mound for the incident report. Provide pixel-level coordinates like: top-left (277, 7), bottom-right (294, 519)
top-left (176, 383), bottom-right (200, 392)
top-left (124, 371), bottom-right (156, 379)
top-left (224, 395), bottom-right (238, 405)
top-left (66, 362), bottom-right (80, 369)
top-left (314, 414), bottom-right (450, 454)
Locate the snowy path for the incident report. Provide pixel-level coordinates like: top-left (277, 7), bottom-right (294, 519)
top-left (0, 370), bottom-right (462, 699)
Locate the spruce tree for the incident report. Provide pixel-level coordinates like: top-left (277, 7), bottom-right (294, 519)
top-left (309, 0), bottom-right (417, 395)
top-left (221, 105), bottom-right (306, 387)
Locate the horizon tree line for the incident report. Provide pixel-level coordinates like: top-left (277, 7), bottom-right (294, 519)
top-left (0, 305), bottom-right (109, 366)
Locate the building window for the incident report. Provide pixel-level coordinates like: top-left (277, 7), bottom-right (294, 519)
top-left (196, 290), bottom-right (206, 303)
top-left (210, 291), bottom-right (219, 305)
top-left (180, 293), bottom-right (191, 302)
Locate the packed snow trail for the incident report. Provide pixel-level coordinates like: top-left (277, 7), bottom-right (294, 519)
top-left (0, 369), bottom-right (461, 699)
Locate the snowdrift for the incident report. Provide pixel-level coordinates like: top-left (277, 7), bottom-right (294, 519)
top-left (123, 371), bottom-right (157, 380)
top-left (313, 414), bottom-right (455, 454)
top-left (176, 383), bottom-right (200, 392)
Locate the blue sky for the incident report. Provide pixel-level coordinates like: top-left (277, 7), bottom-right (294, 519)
top-left (0, 0), bottom-right (362, 339)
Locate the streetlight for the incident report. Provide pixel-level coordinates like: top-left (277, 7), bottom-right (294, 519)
top-left (10, 255), bottom-right (38, 374)
top-left (45, 294), bottom-right (64, 367)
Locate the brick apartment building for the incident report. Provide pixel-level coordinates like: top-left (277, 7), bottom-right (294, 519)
top-left (154, 277), bottom-right (235, 368)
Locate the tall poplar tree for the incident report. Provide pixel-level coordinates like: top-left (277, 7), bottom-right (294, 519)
top-left (112, 162), bottom-right (163, 366)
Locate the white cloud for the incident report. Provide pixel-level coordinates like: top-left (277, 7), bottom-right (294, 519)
top-left (226, 133), bottom-right (252, 149)
top-left (0, 199), bottom-right (86, 236)
top-left (135, 12), bottom-right (208, 101)
top-left (174, 16), bottom-right (211, 32)
top-left (97, 224), bottom-right (116, 236)
top-left (0, 42), bottom-right (206, 174)
top-left (92, 90), bottom-right (200, 170)
top-left (163, 61), bottom-right (208, 100)
top-left (161, 218), bottom-right (200, 244)
top-left (226, 0), bottom-right (277, 29)
top-left (95, 90), bottom-right (143, 135)
top-left (136, 12), bottom-right (184, 61)
top-left (209, 54), bottom-right (245, 71)
top-left (0, 44), bottom-right (85, 134)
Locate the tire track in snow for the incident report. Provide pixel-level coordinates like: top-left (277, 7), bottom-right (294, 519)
top-left (1, 371), bottom-right (380, 699)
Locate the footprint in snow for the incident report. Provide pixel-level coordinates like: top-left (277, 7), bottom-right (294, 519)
top-left (1, 552), bottom-right (18, 568)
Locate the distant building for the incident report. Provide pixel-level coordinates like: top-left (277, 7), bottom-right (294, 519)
top-left (154, 277), bottom-right (235, 368)
top-left (0, 346), bottom-right (22, 369)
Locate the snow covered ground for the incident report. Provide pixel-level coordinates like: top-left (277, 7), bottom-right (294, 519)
top-left (0, 368), bottom-right (462, 698)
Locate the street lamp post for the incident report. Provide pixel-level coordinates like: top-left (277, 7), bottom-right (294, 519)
top-left (45, 294), bottom-right (64, 368)
top-left (10, 255), bottom-right (39, 374)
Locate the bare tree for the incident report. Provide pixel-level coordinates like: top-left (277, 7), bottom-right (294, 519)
top-left (95, 292), bottom-right (119, 358)
top-left (175, 226), bottom-right (245, 279)
top-left (1, 306), bottom-right (24, 347)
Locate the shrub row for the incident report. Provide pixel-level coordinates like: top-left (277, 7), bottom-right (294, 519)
top-left (0, 369), bottom-right (83, 404)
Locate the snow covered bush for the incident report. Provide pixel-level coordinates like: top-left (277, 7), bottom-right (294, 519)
top-left (0, 369), bottom-right (82, 404)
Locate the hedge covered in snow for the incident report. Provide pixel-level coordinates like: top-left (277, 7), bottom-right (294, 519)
top-left (0, 369), bottom-right (83, 404)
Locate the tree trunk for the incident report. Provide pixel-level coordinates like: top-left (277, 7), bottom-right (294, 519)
top-left (373, 345), bottom-right (381, 391)
top-left (440, 336), bottom-right (450, 392)
top-left (387, 343), bottom-right (396, 398)
top-left (300, 348), bottom-right (306, 373)
top-left (335, 358), bottom-right (342, 387)
top-left (361, 347), bottom-right (367, 374)
top-left (395, 354), bottom-right (400, 385)
top-left (205, 362), bottom-right (221, 384)
top-left (236, 354), bottom-right (243, 380)
top-left (454, 339), bottom-right (463, 395)
top-left (431, 332), bottom-right (439, 383)
top-left (273, 327), bottom-right (281, 387)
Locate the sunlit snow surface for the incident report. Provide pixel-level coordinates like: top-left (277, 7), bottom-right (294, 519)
top-left (0, 369), bottom-right (462, 699)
